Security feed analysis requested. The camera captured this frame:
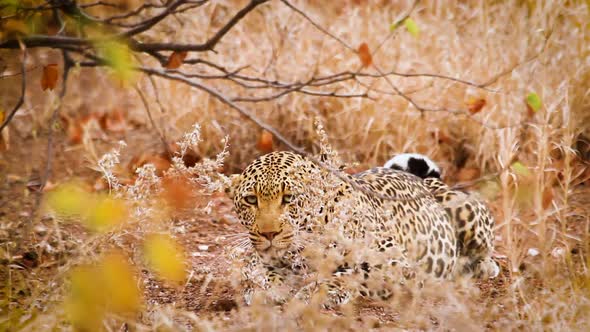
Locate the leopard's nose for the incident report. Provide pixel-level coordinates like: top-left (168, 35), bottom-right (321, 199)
top-left (260, 231), bottom-right (280, 241)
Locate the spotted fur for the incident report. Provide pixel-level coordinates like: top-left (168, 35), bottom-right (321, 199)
top-left (385, 153), bottom-right (499, 278)
top-left (230, 151), bottom-right (458, 305)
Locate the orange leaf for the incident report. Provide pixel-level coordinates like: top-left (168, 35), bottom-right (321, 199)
top-left (161, 176), bottom-right (194, 210)
top-left (165, 51), bottom-right (188, 69)
top-left (41, 64), bottom-right (59, 91)
top-left (466, 98), bottom-right (486, 114)
top-left (542, 187), bottom-right (553, 210)
top-left (256, 130), bottom-right (273, 153)
top-left (357, 43), bottom-right (372, 68)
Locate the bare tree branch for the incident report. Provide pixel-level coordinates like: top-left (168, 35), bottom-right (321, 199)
top-left (140, 66), bottom-right (434, 202)
top-left (134, 84), bottom-right (171, 156)
top-left (129, 0), bottom-right (268, 52)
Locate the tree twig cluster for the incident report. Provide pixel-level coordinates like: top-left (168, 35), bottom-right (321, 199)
top-left (0, 0), bottom-right (551, 201)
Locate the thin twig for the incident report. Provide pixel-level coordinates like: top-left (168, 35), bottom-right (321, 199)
top-left (280, 0), bottom-right (354, 51)
top-left (40, 51), bottom-right (72, 193)
top-left (0, 65), bottom-right (40, 79)
top-left (133, 84), bottom-right (171, 156)
top-left (22, 50), bottom-right (72, 247)
top-left (129, 0), bottom-right (268, 51)
top-left (0, 45), bottom-right (27, 135)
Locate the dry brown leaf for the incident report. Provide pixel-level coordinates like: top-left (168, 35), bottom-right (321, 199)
top-left (165, 51), bottom-right (188, 69)
top-left (456, 167), bottom-right (481, 182)
top-left (41, 64), bottom-right (59, 91)
top-left (466, 98), bottom-right (486, 114)
top-left (432, 130), bottom-right (453, 145)
top-left (103, 108), bottom-right (128, 133)
top-left (256, 130), bottom-right (274, 153)
top-left (357, 43), bottom-right (372, 68)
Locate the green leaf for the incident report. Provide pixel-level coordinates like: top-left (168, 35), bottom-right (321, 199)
top-left (94, 39), bottom-right (135, 82)
top-left (526, 92), bottom-right (542, 112)
top-left (511, 161), bottom-right (531, 177)
top-left (403, 18), bottom-right (420, 38)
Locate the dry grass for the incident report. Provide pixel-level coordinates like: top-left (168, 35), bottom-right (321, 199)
top-left (1, 0), bottom-right (590, 331)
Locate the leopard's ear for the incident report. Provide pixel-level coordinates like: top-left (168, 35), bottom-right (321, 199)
top-left (224, 174), bottom-right (241, 200)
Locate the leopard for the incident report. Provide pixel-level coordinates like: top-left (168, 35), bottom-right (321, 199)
top-left (384, 153), bottom-right (500, 278)
top-left (228, 151), bottom-right (458, 306)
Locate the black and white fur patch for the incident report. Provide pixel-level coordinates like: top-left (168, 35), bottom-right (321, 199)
top-left (384, 153), bottom-right (441, 179)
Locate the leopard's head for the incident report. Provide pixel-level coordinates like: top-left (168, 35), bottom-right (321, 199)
top-left (229, 151), bottom-right (314, 261)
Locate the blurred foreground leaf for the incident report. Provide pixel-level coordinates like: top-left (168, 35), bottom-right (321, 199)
top-left (46, 182), bottom-right (94, 217)
top-left (144, 234), bottom-right (186, 283)
top-left (94, 39), bottom-right (135, 82)
top-left (46, 182), bottom-right (129, 232)
top-left (101, 252), bottom-right (141, 313)
top-left (87, 196), bottom-right (128, 232)
top-left (65, 252), bottom-right (140, 330)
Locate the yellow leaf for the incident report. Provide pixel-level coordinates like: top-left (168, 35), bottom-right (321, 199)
top-left (100, 252), bottom-right (141, 313)
top-left (46, 183), bottom-right (129, 232)
top-left (144, 234), bottom-right (186, 283)
top-left (64, 265), bottom-right (105, 331)
top-left (403, 18), bottom-right (420, 38)
top-left (1, 19), bottom-right (29, 37)
top-left (94, 39), bottom-right (135, 82)
top-left (64, 252), bottom-right (140, 330)
top-left (86, 196), bottom-right (128, 232)
top-left (511, 161), bottom-right (531, 177)
top-left (46, 182), bottom-right (94, 217)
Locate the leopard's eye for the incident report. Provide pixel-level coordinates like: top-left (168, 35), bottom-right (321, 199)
top-left (282, 194), bottom-right (294, 204)
top-left (244, 195), bottom-right (258, 205)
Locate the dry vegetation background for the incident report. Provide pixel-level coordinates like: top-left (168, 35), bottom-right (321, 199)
top-left (1, 0), bottom-right (590, 331)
